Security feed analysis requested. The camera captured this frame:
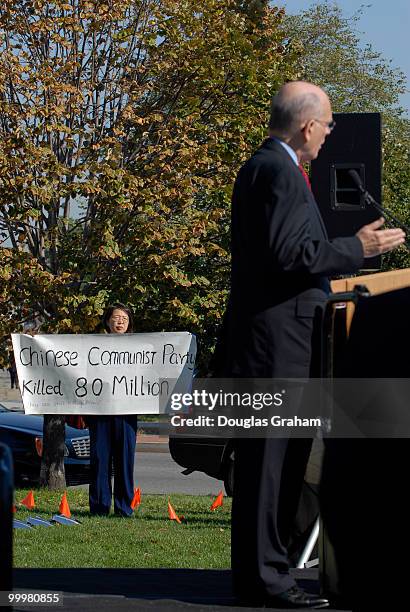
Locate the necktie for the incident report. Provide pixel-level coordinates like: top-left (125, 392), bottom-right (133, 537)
top-left (298, 163), bottom-right (311, 191)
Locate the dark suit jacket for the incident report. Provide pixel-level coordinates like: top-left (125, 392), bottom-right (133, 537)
top-left (224, 138), bottom-right (364, 378)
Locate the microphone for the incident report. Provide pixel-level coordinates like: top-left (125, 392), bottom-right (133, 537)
top-left (347, 169), bottom-right (410, 235)
top-left (347, 169), bottom-right (367, 194)
top-left (347, 169), bottom-right (381, 211)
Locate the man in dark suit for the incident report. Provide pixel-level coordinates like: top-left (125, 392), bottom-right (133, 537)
top-left (223, 81), bottom-right (405, 608)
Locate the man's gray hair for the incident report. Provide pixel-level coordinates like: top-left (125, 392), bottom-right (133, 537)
top-left (268, 90), bottom-right (322, 135)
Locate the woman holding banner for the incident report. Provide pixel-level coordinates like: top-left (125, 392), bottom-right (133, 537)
top-left (88, 303), bottom-right (138, 516)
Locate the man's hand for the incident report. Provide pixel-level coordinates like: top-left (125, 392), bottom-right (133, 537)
top-left (356, 217), bottom-right (405, 258)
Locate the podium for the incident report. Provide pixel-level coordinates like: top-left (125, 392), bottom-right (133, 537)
top-left (331, 268), bottom-right (410, 333)
top-left (320, 270), bottom-right (410, 609)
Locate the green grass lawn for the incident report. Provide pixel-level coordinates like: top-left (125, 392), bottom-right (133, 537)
top-left (13, 489), bottom-right (231, 569)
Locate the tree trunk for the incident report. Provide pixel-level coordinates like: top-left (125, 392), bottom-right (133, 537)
top-left (39, 415), bottom-right (66, 489)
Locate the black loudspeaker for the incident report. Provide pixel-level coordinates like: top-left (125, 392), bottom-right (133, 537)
top-left (311, 113), bottom-right (382, 270)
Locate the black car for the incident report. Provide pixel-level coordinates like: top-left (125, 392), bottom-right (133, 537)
top-left (0, 403), bottom-right (90, 486)
top-left (169, 435), bottom-right (234, 495)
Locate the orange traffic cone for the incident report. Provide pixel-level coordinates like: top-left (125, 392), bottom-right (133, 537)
top-left (130, 487), bottom-right (141, 510)
top-left (20, 490), bottom-right (35, 510)
top-left (59, 491), bottom-right (71, 518)
top-left (210, 490), bottom-right (224, 511)
top-left (167, 500), bottom-right (182, 524)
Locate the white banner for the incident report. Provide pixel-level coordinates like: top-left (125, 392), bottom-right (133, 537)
top-left (11, 332), bottom-right (196, 415)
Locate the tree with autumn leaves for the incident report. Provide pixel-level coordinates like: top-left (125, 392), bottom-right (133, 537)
top-left (0, 0), bottom-right (298, 353)
top-left (0, 0), bottom-right (299, 486)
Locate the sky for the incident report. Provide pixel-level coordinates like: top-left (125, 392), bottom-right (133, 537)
top-left (278, 0), bottom-right (410, 114)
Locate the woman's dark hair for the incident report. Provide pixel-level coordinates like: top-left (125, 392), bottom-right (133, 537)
top-left (102, 302), bottom-right (134, 333)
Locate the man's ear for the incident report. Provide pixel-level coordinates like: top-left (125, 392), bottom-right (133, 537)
top-left (301, 120), bottom-right (313, 142)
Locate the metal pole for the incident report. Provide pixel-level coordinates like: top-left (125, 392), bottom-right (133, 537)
top-left (297, 517), bottom-right (320, 568)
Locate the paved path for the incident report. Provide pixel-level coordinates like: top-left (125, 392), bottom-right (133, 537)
top-left (134, 448), bottom-right (225, 495)
top-left (13, 568), bottom-right (345, 612)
